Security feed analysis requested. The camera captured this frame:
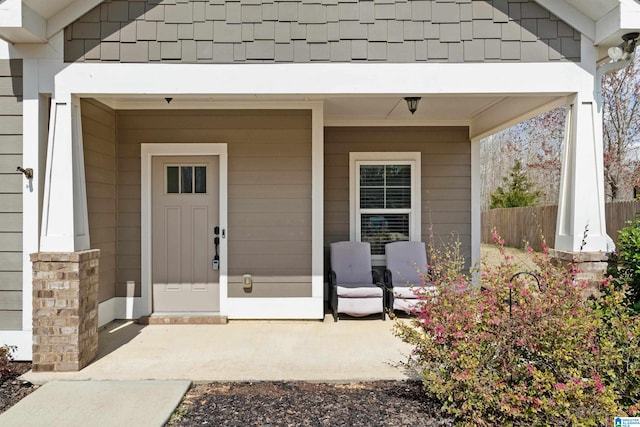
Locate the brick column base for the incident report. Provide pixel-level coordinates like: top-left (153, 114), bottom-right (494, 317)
top-left (551, 250), bottom-right (609, 294)
top-left (31, 250), bottom-right (100, 372)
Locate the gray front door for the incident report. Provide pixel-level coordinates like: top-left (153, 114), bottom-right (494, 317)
top-left (152, 156), bottom-right (220, 312)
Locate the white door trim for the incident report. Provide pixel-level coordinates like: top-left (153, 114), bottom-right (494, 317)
top-left (140, 143), bottom-right (228, 318)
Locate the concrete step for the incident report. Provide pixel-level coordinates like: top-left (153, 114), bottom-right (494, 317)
top-left (138, 314), bottom-right (228, 325)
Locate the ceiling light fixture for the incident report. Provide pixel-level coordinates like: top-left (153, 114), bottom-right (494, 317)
top-left (608, 32), bottom-right (639, 62)
top-left (404, 97), bottom-right (421, 115)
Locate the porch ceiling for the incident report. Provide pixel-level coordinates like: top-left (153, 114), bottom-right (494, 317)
top-left (93, 93), bottom-right (567, 140)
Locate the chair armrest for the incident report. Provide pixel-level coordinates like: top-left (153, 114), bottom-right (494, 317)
top-left (372, 270), bottom-right (380, 284)
top-left (383, 270), bottom-right (392, 287)
top-left (329, 270), bottom-right (337, 287)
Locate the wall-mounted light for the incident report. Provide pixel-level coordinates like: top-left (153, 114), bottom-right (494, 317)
top-left (17, 166), bottom-right (33, 179)
top-left (608, 32), bottom-right (639, 62)
top-left (165, 97), bottom-right (173, 104)
top-left (404, 97), bottom-right (421, 115)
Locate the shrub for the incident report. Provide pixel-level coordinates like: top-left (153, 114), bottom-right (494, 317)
top-left (0, 344), bottom-right (16, 378)
top-left (394, 236), bottom-right (640, 425)
top-left (610, 214), bottom-right (640, 313)
top-left (593, 278), bottom-right (640, 415)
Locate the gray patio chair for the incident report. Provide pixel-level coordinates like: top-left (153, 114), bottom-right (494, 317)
top-left (328, 241), bottom-right (385, 322)
top-left (384, 241), bottom-right (436, 314)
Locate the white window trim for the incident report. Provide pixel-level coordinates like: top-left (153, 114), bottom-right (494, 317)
top-left (349, 152), bottom-right (421, 265)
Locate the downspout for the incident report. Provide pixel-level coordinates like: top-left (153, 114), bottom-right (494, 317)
top-left (595, 58), bottom-right (632, 110)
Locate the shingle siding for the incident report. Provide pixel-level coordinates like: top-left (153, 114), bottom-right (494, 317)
top-left (0, 59), bottom-right (23, 330)
top-left (65, 0), bottom-right (580, 63)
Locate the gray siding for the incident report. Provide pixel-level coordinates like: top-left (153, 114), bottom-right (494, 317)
top-left (65, 0), bottom-right (580, 63)
top-left (116, 109), bottom-right (312, 298)
top-left (0, 59), bottom-right (22, 330)
top-left (81, 99), bottom-right (117, 303)
top-left (324, 126), bottom-right (471, 276)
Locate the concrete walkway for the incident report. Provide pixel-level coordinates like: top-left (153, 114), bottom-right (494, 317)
top-left (0, 380), bottom-right (190, 427)
top-left (23, 315), bottom-right (416, 384)
top-left (3, 316), bottom-right (417, 426)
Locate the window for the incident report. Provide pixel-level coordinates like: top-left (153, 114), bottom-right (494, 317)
top-left (166, 165), bottom-right (207, 194)
top-left (350, 153), bottom-right (421, 264)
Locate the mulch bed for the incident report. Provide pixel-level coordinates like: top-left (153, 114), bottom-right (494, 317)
top-left (0, 362), bottom-right (38, 414)
top-left (166, 380), bottom-right (454, 426)
top-left (0, 366), bottom-right (455, 426)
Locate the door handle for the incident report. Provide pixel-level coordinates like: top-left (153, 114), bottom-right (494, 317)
top-left (212, 236), bottom-right (220, 270)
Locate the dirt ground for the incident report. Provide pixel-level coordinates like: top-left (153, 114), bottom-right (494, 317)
top-left (480, 243), bottom-right (537, 271)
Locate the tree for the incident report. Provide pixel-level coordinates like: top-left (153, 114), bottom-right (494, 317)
top-left (489, 160), bottom-right (543, 209)
top-left (480, 107), bottom-right (565, 210)
top-left (602, 56), bottom-right (640, 201)
top-left (481, 56), bottom-right (640, 209)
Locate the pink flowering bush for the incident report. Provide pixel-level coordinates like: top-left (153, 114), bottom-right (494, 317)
top-left (394, 234), bottom-right (640, 425)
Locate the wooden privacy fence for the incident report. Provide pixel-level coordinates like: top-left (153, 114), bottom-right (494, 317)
top-left (482, 200), bottom-right (640, 250)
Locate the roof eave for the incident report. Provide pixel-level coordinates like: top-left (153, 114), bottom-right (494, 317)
top-left (0, 0), bottom-right (103, 43)
top-left (595, 0), bottom-right (640, 46)
top-left (0, 0), bottom-right (46, 43)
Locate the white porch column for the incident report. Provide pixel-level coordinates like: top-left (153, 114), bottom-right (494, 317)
top-left (40, 95), bottom-right (90, 252)
top-left (555, 93), bottom-right (608, 253)
top-left (311, 103), bottom-right (324, 318)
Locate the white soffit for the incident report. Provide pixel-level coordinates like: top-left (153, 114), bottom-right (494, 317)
top-left (92, 93), bottom-right (564, 133)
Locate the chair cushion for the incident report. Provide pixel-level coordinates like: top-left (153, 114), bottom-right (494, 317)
top-left (330, 241), bottom-right (373, 285)
top-left (393, 297), bottom-right (418, 313)
top-left (337, 285), bottom-right (383, 298)
top-left (338, 296), bottom-right (384, 317)
top-left (393, 285), bottom-right (437, 299)
top-left (393, 286), bottom-right (418, 299)
top-left (385, 241), bottom-right (428, 286)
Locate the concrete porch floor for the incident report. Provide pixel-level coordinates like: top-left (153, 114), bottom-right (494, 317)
top-left (23, 316), bottom-right (417, 385)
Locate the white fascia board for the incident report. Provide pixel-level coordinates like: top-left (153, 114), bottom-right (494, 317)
top-left (46, 0), bottom-right (104, 39)
top-left (0, 0), bottom-right (46, 43)
top-left (53, 62), bottom-right (592, 98)
top-left (595, 1), bottom-right (640, 46)
top-left (533, 0), bottom-right (595, 41)
top-left (0, 0), bottom-right (22, 28)
top-left (21, 2), bottom-right (46, 41)
top-left (107, 100), bottom-right (321, 110)
top-left (325, 119), bottom-right (471, 127)
top-left (0, 33), bottom-right (65, 61)
top-left (620, 0), bottom-right (640, 27)
top-left (597, 5), bottom-right (622, 45)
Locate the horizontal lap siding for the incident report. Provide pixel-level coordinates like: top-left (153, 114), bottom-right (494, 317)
top-left (0, 59), bottom-right (22, 330)
top-left (116, 110), bottom-right (312, 298)
top-left (81, 99), bottom-right (117, 303)
top-left (324, 126), bottom-right (471, 275)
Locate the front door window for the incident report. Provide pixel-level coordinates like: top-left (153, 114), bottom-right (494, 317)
top-left (166, 165), bottom-right (207, 194)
